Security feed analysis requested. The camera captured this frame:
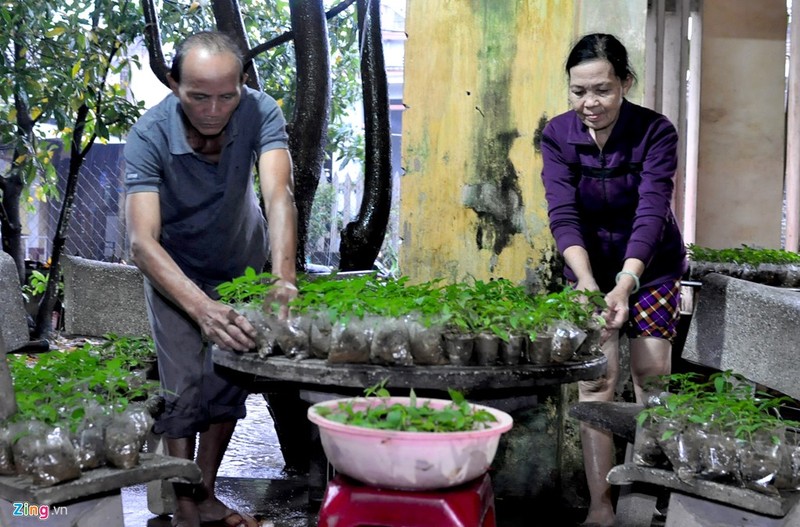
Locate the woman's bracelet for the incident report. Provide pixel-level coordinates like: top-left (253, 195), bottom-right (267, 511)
top-left (615, 270), bottom-right (640, 294)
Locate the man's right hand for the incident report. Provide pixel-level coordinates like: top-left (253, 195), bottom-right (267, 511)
top-left (196, 299), bottom-right (257, 352)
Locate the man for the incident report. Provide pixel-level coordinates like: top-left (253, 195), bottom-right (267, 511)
top-left (124, 31), bottom-right (297, 527)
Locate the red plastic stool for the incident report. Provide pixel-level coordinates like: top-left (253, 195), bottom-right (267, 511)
top-left (317, 473), bottom-right (496, 527)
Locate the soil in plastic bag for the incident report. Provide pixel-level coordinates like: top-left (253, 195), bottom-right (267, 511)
top-left (309, 312), bottom-right (333, 360)
top-left (370, 318), bottom-right (413, 366)
top-left (74, 403), bottom-right (111, 470)
top-left (328, 318), bottom-right (373, 364)
top-left (275, 315), bottom-right (311, 360)
top-left (738, 434), bottom-right (782, 496)
top-left (239, 306), bottom-right (278, 358)
top-left (696, 431), bottom-right (739, 484)
top-left (406, 317), bottom-right (446, 365)
top-left (0, 424), bottom-right (15, 475)
top-left (12, 422), bottom-right (81, 486)
top-left (105, 404), bottom-right (154, 469)
top-left (633, 421), bottom-right (668, 468)
top-left (550, 321), bottom-right (586, 363)
top-left (657, 420), bottom-right (701, 483)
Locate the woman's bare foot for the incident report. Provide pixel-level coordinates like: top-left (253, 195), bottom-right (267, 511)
top-left (581, 506), bottom-right (615, 527)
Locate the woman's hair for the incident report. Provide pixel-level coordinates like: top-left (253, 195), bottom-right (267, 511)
top-left (170, 31), bottom-right (245, 83)
top-left (565, 33), bottom-right (637, 83)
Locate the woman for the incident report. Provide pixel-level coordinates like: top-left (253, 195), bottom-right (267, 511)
top-left (540, 33), bottom-right (687, 527)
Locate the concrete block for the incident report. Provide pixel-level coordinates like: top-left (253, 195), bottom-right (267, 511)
top-left (682, 273), bottom-right (800, 401)
top-left (62, 256), bottom-right (150, 338)
top-left (0, 252), bottom-right (31, 352)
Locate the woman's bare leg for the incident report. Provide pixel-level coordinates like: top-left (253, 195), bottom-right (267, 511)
top-left (579, 331), bottom-right (620, 527)
top-left (629, 336), bottom-right (671, 403)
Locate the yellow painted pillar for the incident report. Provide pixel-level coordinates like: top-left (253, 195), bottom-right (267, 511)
top-left (400, 1), bottom-right (576, 285)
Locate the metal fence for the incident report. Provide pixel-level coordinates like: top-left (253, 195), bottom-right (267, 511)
top-left (17, 143), bottom-right (397, 270)
top-left (19, 143), bottom-right (130, 265)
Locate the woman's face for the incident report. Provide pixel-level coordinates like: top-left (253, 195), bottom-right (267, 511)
top-left (568, 59), bottom-right (632, 134)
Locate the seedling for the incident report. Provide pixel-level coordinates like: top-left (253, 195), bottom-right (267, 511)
top-left (314, 381), bottom-right (498, 432)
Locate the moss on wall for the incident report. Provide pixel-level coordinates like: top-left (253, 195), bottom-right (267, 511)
top-left (400, 0), bottom-right (575, 284)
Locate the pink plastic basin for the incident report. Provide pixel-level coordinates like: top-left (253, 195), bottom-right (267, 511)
top-left (307, 396), bottom-right (513, 490)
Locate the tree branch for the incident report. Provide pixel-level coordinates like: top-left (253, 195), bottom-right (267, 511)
top-left (245, 0), bottom-right (356, 62)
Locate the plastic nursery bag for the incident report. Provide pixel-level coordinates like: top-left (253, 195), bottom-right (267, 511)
top-left (0, 423), bottom-right (14, 475)
top-left (549, 321), bottom-right (587, 363)
top-left (696, 431), bottom-right (739, 483)
top-left (309, 311), bottom-right (333, 360)
top-left (105, 404), bottom-right (154, 469)
top-left (238, 306), bottom-right (278, 358)
top-left (328, 316), bottom-right (373, 364)
top-left (737, 432), bottom-right (783, 496)
top-left (274, 314), bottom-right (312, 360)
top-left (12, 421), bottom-right (81, 486)
top-left (73, 402), bottom-right (110, 470)
top-left (370, 317), bottom-right (413, 366)
top-left (405, 314), bottom-right (446, 365)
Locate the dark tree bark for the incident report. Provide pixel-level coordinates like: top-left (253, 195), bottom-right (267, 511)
top-left (338, 0), bottom-right (392, 271)
top-left (2, 32), bottom-right (37, 286)
top-left (33, 104), bottom-right (92, 338)
top-left (211, 0), bottom-right (260, 89)
top-left (0, 175), bottom-right (24, 286)
top-left (142, 0), bottom-right (169, 86)
top-left (287, 0), bottom-right (331, 272)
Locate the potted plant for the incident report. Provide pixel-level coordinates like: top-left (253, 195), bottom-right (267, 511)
top-left (3, 335), bottom-right (159, 484)
top-left (214, 270), bottom-right (607, 367)
top-left (688, 244), bottom-right (800, 287)
top-left (306, 382), bottom-right (513, 490)
top-left (635, 371), bottom-right (800, 492)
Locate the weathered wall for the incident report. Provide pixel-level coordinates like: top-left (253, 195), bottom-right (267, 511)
top-left (400, 1), bottom-right (576, 285)
top-left (695, 0), bottom-right (786, 249)
top-left (399, 1), bottom-right (649, 286)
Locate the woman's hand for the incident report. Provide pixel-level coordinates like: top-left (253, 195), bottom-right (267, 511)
top-left (574, 278), bottom-right (600, 303)
top-left (602, 286), bottom-right (631, 330)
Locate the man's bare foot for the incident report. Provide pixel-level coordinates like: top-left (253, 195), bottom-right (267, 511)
top-left (197, 496), bottom-right (258, 527)
top-left (171, 497), bottom-right (201, 527)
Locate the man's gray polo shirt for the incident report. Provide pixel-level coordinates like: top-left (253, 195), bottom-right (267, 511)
top-left (124, 86), bottom-right (288, 285)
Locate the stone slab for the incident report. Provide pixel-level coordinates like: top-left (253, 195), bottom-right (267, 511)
top-left (62, 255), bottom-right (150, 338)
top-left (0, 252), bottom-right (31, 352)
top-left (607, 463), bottom-right (800, 518)
top-left (0, 453), bottom-right (201, 506)
top-left (682, 272), bottom-right (800, 401)
top-left (567, 401), bottom-right (643, 444)
top-left (212, 351), bottom-right (608, 393)
top-left (666, 491), bottom-right (800, 527)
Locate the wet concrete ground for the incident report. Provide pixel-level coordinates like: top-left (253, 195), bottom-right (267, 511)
top-left (119, 395), bottom-right (622, 527)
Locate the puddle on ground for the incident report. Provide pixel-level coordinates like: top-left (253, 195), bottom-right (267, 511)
top-left (220, 394), bottom-right (288, 480)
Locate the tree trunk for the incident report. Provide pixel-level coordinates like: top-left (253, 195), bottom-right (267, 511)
top-left (141, 0), bottom-right (169, 86)
top-left (212, 0), bottom-right (261, 90)
top-left (339, 0), bottom-right (391, 271)
top-left (0, 167), bottom-right (25, 286)
top-left (288, 0), bottom-right (331, 272)
top-left (33, 104), bottom-right (91, 339)
top-left (2, 34), bottom-right (38, 286)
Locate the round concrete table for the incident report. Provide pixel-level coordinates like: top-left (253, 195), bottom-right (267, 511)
top-left (212, 349), bottom-right (607, 394)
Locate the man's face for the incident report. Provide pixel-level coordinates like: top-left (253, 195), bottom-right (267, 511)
top-left (169, 47), bottom-right (243, 137)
